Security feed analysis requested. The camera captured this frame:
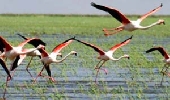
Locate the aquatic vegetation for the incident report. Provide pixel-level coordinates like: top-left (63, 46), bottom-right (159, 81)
top-left (0, 15), bottom-right (170, 99)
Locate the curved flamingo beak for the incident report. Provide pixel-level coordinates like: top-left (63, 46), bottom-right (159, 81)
top-left (74, 52), bottom-right (77, 56)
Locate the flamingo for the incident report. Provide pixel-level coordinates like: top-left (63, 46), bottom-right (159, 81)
top-left (17, 34), bottom-right (62, 78)
top-left (91, 2), bottom-right (165, 36)
top-left (0, 36), bottom-right (45, 78)
top-left (17, 34), bottom-right (47, 78)
top-left (34, 37), bottom-right (77, 82)
top-left (146, 46), bottom-right (170, 85)
top-left (73, 36), bottom-right (133, 83)
top-left (0, 36), bottom-right (44, 98)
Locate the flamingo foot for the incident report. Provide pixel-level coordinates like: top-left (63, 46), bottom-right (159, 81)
top-left (95, 67), bottom-right (108, 75)
top-left (103, 29), bottom-right (110, 36)
top-left (7, 76), bottom-right (12, 81)
top-left (49, 77), bottom-right (56, 83)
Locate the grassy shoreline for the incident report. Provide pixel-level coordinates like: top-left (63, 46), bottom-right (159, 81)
top-left (0, 15), bottom-right (169, 36)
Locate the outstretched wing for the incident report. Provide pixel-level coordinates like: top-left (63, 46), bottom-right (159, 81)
top-left (91, 2), bottom-right (130, 25)
top-left (74, 38), bottom-right (105, 55)
top-left (10, 55), bottom-right (20, 71)
top-left (0, 58), bottom-right (11, 78)
top-left (17, 34), bottom-right (46, 47)
top-left (52, 37), bottom-right (74, 54)
top-left (0, 36), bottom-right (13, 51)
top-left (18, 38), bottom-right (37, 47)
top-left (109, 35), bottom-right (133, 53)
top-left (146, 46), bottom-right (169, 59)
top-left (138, 3), bottom-right (163, 22)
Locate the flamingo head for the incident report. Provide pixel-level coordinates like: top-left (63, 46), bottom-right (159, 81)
top-left (158, 19), bottom-right (165, 25)
top-left (123, 54), bottom-right (130, 59)
top-left (70, 51), bottom-right (77, 56)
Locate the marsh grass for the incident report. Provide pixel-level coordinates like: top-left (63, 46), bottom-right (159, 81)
top-left (1, 15), bottom-right (170, 99)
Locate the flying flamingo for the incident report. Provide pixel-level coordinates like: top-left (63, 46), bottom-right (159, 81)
top-left (34, 37), bottom-right (77, 82)
top-left (91, 2), bottom-right (165, 36)
top-left (146, 46), bottom-right (170, 85)
top-left (17, 34), bottom-right (47, 77)
top-left (73, 36), bottom-right (133, 83)
top-left (17, 34), bottom-right (62, 78)
top-left (0, 36), bottom-right (44, 98)
top-left (0, 36), bottom-right (45, 78)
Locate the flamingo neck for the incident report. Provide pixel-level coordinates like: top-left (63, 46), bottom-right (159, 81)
top-left (53, 52), bottom-right (73, 63)
top-left (19, 48), bottom-right (39, 55)
top-left (140, 21), bottom-right (160, 30)
top-left (111, 55), bottom-right (127, 61)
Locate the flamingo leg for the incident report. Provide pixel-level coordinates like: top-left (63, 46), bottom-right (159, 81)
top-left (44, 66), bottom-right (56, 82)
top-left (160, 64), bottom-right (168, 85)
top-left (34, 66), bottom-right (45, 83)
top-left (3, 76), bottom-right (10, 99)
top-left (95, 60), bottom-right (106, 84)
top-left (104, 28), bottom-right (123, 36)
top-left (26, 57), bottom-right (33, 78)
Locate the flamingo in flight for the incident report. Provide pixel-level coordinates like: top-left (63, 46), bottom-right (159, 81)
top-left (0, 36), bottom-right (45, 79)
top-left (146, 46), bottom-right (170, 85)
top-left (91, 2), bottom-right (165, 36)
top-left (17, 34), bottom-right (47, 78)
top-left (34, 37), bottom-right (77, 82)
top-left (73, 36), bottom-right (133, 83)
top-left (0, 36), bottom-right (44, 98)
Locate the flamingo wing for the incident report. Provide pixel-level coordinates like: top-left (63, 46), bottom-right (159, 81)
top-left (17, 34), bottom-right (46, 47)
top-left (44, 65), bottom-right (51, 77)
top-left (10, 55), bottom-right (20, 71)
top-left (0, 58), bottom-right (11, 78)
top-left (91, 2), bottom-right (130, 25)
top-left (52, 38), bottom-right (74, 54)
top-left (0, 36), bottom-right (13, 51)
top-left (138, 3), bottom-right (163, 22)
top-left (109, 35), bottom-right (133, 52)
top-left (74, 38), bottom-right (105, 55)
top-left (0, 39), bottom-right (5, 52)
top-left (146, 46), bottom-right (169, 59)
top-left (39, 48), bottom-right (49, 57)
top-left (18, 38), bottom-right (37, 47)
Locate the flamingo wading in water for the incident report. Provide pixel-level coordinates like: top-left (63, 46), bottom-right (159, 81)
top-left (34, 37), bottom-right (77, 82)
top-left (73, 36), bottom-right (133, 83)
top-left (91, 2), bottom-right (165, 36)
top-left (146, 46), bottom-right (170, 85)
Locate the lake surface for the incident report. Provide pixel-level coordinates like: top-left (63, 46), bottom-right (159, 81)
top-left (0, 34), bottom-right (170, 99)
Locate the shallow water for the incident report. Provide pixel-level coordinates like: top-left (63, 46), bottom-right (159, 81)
top-left (0, 34), bottom-right (170, 100)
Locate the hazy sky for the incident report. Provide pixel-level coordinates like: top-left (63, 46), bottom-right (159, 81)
top-left (0, 0), bottom-right (169, 15)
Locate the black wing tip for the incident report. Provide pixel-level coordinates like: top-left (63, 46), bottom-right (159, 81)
top-left (17, 34), bottom-right (28, 40)
top-left (91, 2), bottom-right (96, 7)
top-left (129, 35), bottom-right (133, 39)
top-left (145, 46), bottom-right (163, 53)
top-left (145, 49), bottom-right (150, 53)
top-left (160, 3), bottom-right (163, 7)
